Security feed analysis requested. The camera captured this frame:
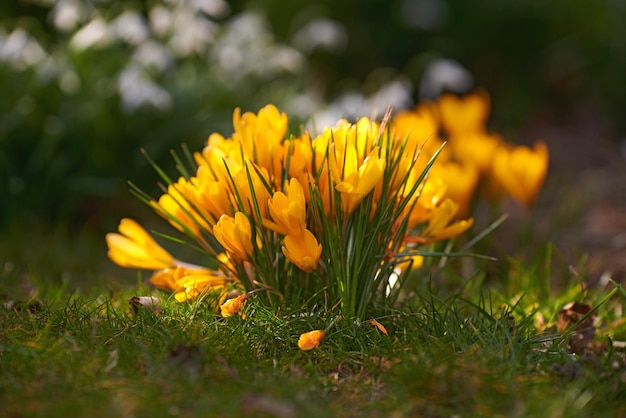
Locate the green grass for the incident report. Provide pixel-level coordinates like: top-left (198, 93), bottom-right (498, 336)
top-left (2, 255), bottom-right (626, 418)
top-left (2, 225), bottom-right (626, 417)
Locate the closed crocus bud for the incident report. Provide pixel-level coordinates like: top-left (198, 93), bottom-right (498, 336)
top-left (492, 141), bottom-right (549, 208)
top-left (213, 212), bottom-right (254, 263)
top-left (298, 330), bottom-right (325, 350)
top-left (282, 229), bottom-right (322, 273)
top-left (266, 178), bottom-right (307, 236)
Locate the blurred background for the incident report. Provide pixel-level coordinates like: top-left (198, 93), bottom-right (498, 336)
top-left (1, 0), bottom-right (625, 291)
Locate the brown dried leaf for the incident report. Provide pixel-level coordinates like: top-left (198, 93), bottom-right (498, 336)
top-left (4, 299), bottom-right (43, 314)
top-left (557, 301), bottom-right (597, 353)
top-left (129, 296), bottom-right (161, 315)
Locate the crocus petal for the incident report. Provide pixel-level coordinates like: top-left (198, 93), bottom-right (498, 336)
top-left (298, 330), bottom-right (325, 350)
top-left (213, 212), bottom-right (254, 262)
top-left (282, 229), bottom-right (322, 273)
top-left (220, 294), bottom-right (246, 317)
top-left (266, 178), bottom-right (307, 235)
top-left (106, 218), bottom-right (175, 270)
top-left (412, 199), bottom-right (473, 244)
top-left (493, 141), bottom-right (549, 207)
top-left (149, 268), bottom-right (183, 291)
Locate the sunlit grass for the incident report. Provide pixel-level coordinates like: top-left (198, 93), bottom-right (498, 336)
top-left (2, 246), bottom-right (626, 418)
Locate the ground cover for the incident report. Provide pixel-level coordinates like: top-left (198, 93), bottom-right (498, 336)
top-left (2, 247), bottom-right (626, 417)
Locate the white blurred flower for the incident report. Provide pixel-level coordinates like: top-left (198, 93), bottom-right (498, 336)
top-left (110, 10), bottom-right (150, 46)
top-left (50, 0), bottom-right (85, 32)
top-left (265, 45), bottom-right (303, 73)
top-left (368, 77), bottom-right (413, 115)
top-left (292, 18), bottom-right (347, 53)
top-left (117, 66), bottom-right (172, 112)
top-left (58, 69), bottom-right (81, 95)
top-left (307, 77), bottom-right (413, 132)
top-left (311, 92), bottom-right (368, 131)
top-left (168, 7), bottom-right (217, 57)
top-left (70, 17), bottom-right (111, 50)
top-left (149, 5), bottom-right (172, 38)
top-left (190, 0), bottom-right (230, 18)
top-left (0, 28), bottom-right (47, 70)
top-left (212, 12), bottom-right (303, 81)
top-left (286, 94), bottom-right (319, 120)
top-left (132, 40), bottom-right (172, 72)
top-left (418, 58), bottom-right (473, 98)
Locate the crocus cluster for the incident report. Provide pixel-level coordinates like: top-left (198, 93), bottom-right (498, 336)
top-left (106, 92), bottom-right (548, 321)
top-left (394, 90), bottom-right (549, 213)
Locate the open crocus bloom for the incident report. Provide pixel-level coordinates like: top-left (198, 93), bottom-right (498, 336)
top-left (410, 199), bottom-right (474, 245)
top-left (105, 218), bottom-right (175, 270)
top-left (330, 145), bottom-right (386, 214)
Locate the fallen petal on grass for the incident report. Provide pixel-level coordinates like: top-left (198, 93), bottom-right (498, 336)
top-left (368, 319), bottom-right (389, 336)
top-left (220, 294), bottom-right (247, 318)
top-left (298, 330), bottom-right (325, 350)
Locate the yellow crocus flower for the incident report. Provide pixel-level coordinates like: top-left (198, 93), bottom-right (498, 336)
top-left (173, 270), bottom-right (230, 302)
top-left (106, 218), bottom-right (175, 270)
top-left (430, 162), bottom-right (479, 218)
top-left (280, 134), bottom-right (313, 181)
top-left (492, 141), bottom-right (549, 207)
top-left (282, 229), bottom-right (322, 273)
top-left (450, 132), bottom-right (501, 173)
top-left (231, 161), bottom-right (272, 218)
top-left (438, 90), bottom-right (490, 136)
top-left (317, 118), bottom-right (381, 165)
top-left (392, 104), bottom-right (446, 162)
top-left (265, 178), bottom-right (307, 236)
top-left (411, 198), bottom-right (474, 245)
top-left (232, 104), bottom-right (288, 176)
top-left (153, 178), bottom-right (210, 237)
top-left (189, 165), bottom-right (234, 223)
top-left (330, 145), bottom-right (386, 214)
top-left (149, 267), bottom-right (184, 292)
top-left (213, 212), bottom-right (254, 263)
top-left (196, 135), bottom-right (244, 178)
top-left (402, 176), bottom-right (447, 230)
